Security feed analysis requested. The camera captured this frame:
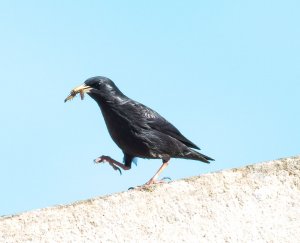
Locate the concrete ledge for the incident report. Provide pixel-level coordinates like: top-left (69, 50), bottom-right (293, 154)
top-left (1, 156), bottom-right (300, 242)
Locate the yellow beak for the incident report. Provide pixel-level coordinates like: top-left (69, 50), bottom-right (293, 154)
top-left (64, 84), bottom-right (93, 103)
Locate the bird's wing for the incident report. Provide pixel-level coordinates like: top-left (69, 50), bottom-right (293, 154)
top-left (126, 101), bottom-right (201, 150)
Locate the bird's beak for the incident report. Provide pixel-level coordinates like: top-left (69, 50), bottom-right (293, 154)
top-left (64, 84), bottom-right (93, 103)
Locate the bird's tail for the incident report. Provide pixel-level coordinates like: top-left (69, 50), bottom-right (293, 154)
top-left (183, 149), bottom-right (214, 163)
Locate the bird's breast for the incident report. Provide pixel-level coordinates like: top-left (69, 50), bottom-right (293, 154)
top-left (99, 104), bottom-right (152, 157)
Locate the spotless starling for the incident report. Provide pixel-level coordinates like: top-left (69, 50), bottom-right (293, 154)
top-left (65, 76), bottom-right (214, 185)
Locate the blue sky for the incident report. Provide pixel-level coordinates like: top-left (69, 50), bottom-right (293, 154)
top-left (1, 1), bottom-right (299, 215)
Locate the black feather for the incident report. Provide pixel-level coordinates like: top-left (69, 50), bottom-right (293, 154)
top-left (84, 76), bottom-right (214, 166)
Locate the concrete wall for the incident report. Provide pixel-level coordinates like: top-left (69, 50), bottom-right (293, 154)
top-left (1, 156), bottom-right (299, 242)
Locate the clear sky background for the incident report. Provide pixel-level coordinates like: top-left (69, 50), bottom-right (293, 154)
top-left (1, 1), bottom-right (299, 216)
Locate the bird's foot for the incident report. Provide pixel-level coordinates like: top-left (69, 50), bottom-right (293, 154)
top-left (128, 177), bottom-right (172, 190)
top-left (94, 155), bottom-right (111, 164)
top-left (145, 176), bottom-right (172, 185)
top-left (94, 155), bottom-right (122, 175)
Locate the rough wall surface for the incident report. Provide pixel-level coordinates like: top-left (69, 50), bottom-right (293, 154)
top-left (1, 156), bottom-right (300, 243)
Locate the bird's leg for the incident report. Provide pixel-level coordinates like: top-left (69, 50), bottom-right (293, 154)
top-left (145, 160), bottom-right (170, 185)
top-left (94, 155), bottom-right (130, 175)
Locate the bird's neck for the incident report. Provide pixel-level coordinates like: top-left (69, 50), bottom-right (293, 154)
top-left (88, 91), bottom-right (129, 108)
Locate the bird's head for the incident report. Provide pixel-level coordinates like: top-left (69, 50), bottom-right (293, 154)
top-left (64, 76), bottom-right (122, 103)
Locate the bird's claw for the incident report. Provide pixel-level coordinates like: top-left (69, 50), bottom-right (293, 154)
top-left (128, 176), bottom-right (172, 190)
top-left (94, 155), bottom-right (111, 164)
top-left (94, 156), bottom-right (122, 175)
top-left (94, 158), bottom-right (101, 164)
top-left (145, 176), bottom-right (172, 185)
top-left (114, 166), bottom-right (122, 175)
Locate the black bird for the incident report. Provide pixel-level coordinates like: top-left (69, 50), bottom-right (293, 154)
top-left (65, 76), bottom-right (214, 185)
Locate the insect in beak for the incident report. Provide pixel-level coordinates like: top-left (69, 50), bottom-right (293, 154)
top-left (64, 84), bottom-right (93, 103)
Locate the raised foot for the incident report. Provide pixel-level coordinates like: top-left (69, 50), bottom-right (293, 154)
top-left (94, 155), bottom-right (111, 164)
top-left (94, 155), bottom-right (122, 175)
